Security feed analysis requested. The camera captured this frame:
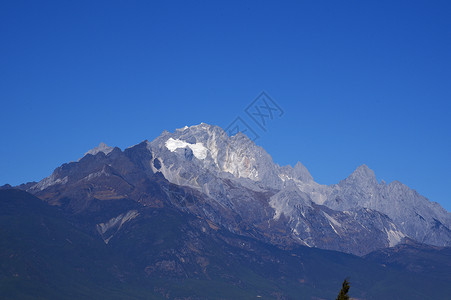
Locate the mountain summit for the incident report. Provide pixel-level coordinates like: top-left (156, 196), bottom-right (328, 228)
top-left (23, 123), bottom-right (451, 255)
top-left (347, 164), bottom-right (378, 183)
top-left (83, 142), bottom-right (114, 158)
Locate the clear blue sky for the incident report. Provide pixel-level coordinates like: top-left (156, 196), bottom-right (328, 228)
top-left (1, 1), bottom-right (450, 210)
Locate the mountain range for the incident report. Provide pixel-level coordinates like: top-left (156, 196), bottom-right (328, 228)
top-left (1, 123), bottom-right (451, 299)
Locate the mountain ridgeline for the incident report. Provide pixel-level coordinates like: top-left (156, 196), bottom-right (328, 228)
top-left (2, 123), bottom-right (451, 299)
top-left (25, 123), bottom-right (451, 255)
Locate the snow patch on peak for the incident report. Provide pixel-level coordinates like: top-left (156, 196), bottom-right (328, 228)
top-left (189, 122), bottom-right (209, 129)
top-left (176, 126), bottom-right (189, 131)
top-left (165, 138), bottom-right (208, 160)
top-left (85, 142), bottom-right (114, 157)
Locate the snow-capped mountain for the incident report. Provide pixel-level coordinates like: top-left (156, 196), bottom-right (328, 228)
top-left (24, 123), bottom-right (451, 255)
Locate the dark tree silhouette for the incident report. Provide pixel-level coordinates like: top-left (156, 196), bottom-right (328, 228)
top-left (336, 278), bottom-right (350, 300)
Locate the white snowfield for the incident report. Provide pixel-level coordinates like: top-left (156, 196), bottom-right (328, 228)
top-left (165, 137), bottom-right (208, 160)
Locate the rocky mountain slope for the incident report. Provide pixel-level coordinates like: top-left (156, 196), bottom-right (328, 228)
top-left (21, 123), bottom-right (451, 256)
top-left (2, 188), bottom-right (451, 299)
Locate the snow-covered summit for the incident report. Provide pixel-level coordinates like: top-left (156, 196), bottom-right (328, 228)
top-left (148, 123), bottom-right (282, 188)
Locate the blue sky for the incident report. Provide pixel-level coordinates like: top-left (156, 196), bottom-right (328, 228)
top-left (1, 1), bottom-right (450, 209)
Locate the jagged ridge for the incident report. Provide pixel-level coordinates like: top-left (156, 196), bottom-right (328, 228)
top-left (23, 123), bottom-right (451, 255)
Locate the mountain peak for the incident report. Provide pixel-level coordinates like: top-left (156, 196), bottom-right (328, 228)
top-left (147, 122), bottom-right (279, 185)
top-left (171, 123), bottom-right (256, 143)
top-left (293, 161), bottom-right (313, 182)
top-left (347, 164), bottom-right (377, 183)
top-left (356, 163), bottom-right (371, 172)
top-left (84, 142), bottom-right (114, 157)
top-left (185, 122), bottom-right (215, 130)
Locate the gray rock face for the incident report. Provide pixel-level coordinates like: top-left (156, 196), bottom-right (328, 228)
top-left (324, 165), bottom-right (451, 247)
top-left (148, 123), bottom-right (281, 189)
top-left (24, 123), bottom-right (451, 255)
